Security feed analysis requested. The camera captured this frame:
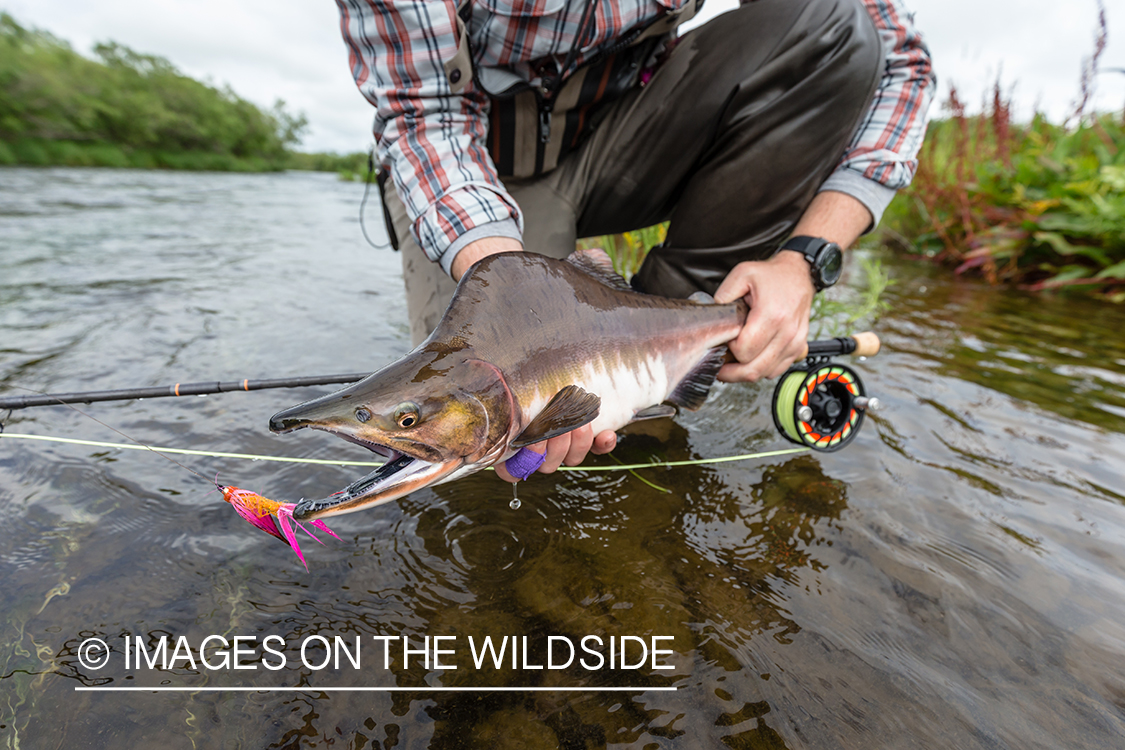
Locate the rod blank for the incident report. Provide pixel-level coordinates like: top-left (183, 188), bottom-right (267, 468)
top-left (2, 333), bottom-right (883, 412)
top-left (0, 374), bottom-right (369, 411)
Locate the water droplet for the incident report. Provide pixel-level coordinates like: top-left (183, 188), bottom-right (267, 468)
top-left (919, 285), bottom-right (928, 293)
top-left (509, 497), bottom-right (521, 510)
top-left (858, 356), bottom-right (867, 362)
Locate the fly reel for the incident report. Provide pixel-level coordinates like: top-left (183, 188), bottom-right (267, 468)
top-left (771, 332), bottom-right (882, 452)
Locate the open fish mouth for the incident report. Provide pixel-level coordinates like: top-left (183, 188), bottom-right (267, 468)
top-left (291, 435), bottom-right (461, 521)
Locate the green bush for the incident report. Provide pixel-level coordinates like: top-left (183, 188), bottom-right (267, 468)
top-left (878, 86), bottom-right (1125, 299)
top-left (10, 138), bottom-right (48, 165)
top-left (286, 150), bottom-right (371, 175)
top-left (879, 7), bottom-right (1124, 301)
top-left (0, 12), bottom-right (311, 171)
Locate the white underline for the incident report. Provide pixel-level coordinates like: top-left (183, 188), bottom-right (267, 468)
top-left (75, 686), bottom-right (676, 692)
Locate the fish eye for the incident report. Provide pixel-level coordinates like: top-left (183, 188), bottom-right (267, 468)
top-left (355, 407), bottom-right (372, 423)
top-left (394, 402), bottom-right (419, 428)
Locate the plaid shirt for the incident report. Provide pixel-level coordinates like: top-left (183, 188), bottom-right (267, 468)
top-left (337, 0), bottom-right (935, 274)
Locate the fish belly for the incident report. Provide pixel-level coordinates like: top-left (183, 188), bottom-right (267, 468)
top-left (519, 344), bottom-right (711, 438)
top-left (582, 351), bottom-right (675, 435)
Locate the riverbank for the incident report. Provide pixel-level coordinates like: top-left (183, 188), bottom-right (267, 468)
top-left (0, 137), bottom-right (368, 174)
top-left (876, 94), bottom-right (1124, 300)
top-left (0, 12), bottom-right (367, 175)
top-left (589, 101), bottom-right (1124, 302)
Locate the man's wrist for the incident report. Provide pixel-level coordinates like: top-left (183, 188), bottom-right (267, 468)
top-left (766, 249), bottom-right (818, 294)
top-left (450, 236), bottom-right (524, 279)
top-left (790, 190), bottom-right (871, 250)
top-left (443, 219), bottom-right (523, 279)
top-left (778, 236), bottom-right (843, 292)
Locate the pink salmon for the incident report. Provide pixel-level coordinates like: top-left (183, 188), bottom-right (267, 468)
top-left (270, 249), bottom-right (746, 520)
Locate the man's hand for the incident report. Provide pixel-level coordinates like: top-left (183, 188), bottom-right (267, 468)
top-left (713, 190), bottom-right (872, 383)
top-left (714, 251), bottom-right (815, 382)
top-left (495, 426), bottom-right (618, 482)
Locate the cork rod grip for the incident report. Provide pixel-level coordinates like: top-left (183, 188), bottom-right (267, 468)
top-left (850, 331), bottom-right (881, 357)
top-left (798, 331), bottom-right (882, 360)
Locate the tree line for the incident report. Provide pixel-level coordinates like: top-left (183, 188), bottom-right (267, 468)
top-left (0, 13), bottom-right (365, 172)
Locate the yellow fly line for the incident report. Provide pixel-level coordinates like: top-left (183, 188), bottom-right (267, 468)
top-left (0, 432), bottom-right (808, 471)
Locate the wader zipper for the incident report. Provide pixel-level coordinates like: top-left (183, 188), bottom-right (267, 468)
top-left (538, 106), bottom-right (552, 144)
top-left (534, 97), bottom-right (550, 173)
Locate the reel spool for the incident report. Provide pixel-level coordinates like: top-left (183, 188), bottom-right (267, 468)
top-left (771, 333), bottom-right (881, 453)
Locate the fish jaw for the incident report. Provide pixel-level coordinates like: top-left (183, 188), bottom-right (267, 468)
top-left (270, 351), bottom-right (516, 520)
top-left (291, 427), bottom-right (519, 520)
top-left (292, 455), bottom-right (465, 519)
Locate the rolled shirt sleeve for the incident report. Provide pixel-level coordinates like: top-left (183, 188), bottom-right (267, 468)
top-left (823, 0), bottom-right (937, 228)
top-left (337, 0), bottom-right (522, 273)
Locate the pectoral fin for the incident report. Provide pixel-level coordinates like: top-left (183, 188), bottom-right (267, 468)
top-left (511, 385), bottom-right (601, 448)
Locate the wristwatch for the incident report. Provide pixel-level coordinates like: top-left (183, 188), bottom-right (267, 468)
top-left (779, 236), bottom-right (843, 292)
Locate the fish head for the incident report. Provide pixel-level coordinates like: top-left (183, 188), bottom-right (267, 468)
top-left (269, 347), bottom-right (514, 520)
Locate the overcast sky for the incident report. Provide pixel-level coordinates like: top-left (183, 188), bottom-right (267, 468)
top-left (9, 0), bottom-right (1124, 153)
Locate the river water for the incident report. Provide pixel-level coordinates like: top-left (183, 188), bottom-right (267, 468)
top-left (1, 168), bottom-right (1123, 749)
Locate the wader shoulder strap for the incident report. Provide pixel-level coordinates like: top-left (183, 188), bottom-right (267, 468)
top-left (440, 0), bottom-right (706, 177)
top-left (488, 0), bottom-right (706, 178)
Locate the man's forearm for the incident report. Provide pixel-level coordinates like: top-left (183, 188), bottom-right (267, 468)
top-left (790, 190), bottom-right (873, 250)
top-left (451, 236), bottom-right (524, 280)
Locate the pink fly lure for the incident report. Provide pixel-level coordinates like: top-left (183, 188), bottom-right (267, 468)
top-left (2, 385), bottom-right (343, 570)
top-left (217, 484), bottom-right (341, 570)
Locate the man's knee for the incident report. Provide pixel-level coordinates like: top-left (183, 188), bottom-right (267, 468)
top-left (798, 0), bottom-right (883, 101)
top-left (697, 0), bottom-right (882, 102)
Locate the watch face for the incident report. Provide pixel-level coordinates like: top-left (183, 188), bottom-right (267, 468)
top-left (818, 243), bottom-right (843, 287)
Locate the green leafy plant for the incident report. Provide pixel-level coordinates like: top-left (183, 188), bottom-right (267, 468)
top-left (577, 223), bottom-right (667, 280)
top-left (878, 6), bottom-right (1125, 300)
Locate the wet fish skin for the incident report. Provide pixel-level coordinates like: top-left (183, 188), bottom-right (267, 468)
top-left (270, 249), bottom-right (747, 520)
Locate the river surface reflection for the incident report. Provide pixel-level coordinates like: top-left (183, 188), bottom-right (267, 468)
top-left (1, 168), bottom-right (1123, 748)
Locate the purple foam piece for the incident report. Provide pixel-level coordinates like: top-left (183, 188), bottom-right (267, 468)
top-left (505, 447), bottom-right (546, 481)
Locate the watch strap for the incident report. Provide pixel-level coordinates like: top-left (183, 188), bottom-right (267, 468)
top-left (779, 235), bottom-right (838, 292)
top-left (780, 235), bottom-right (829, 262)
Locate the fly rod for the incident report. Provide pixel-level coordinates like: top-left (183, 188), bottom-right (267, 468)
top-left (0, 373), bottom-right (370, 411)
top-left (0, 333), bottom-right (883, 414)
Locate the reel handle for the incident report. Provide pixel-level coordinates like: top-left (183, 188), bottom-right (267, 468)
top-left (800, 331), bottom-right (881, 360)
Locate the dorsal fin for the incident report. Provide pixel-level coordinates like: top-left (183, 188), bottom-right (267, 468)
top-left (565, 248), bottom-right (633, 292)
